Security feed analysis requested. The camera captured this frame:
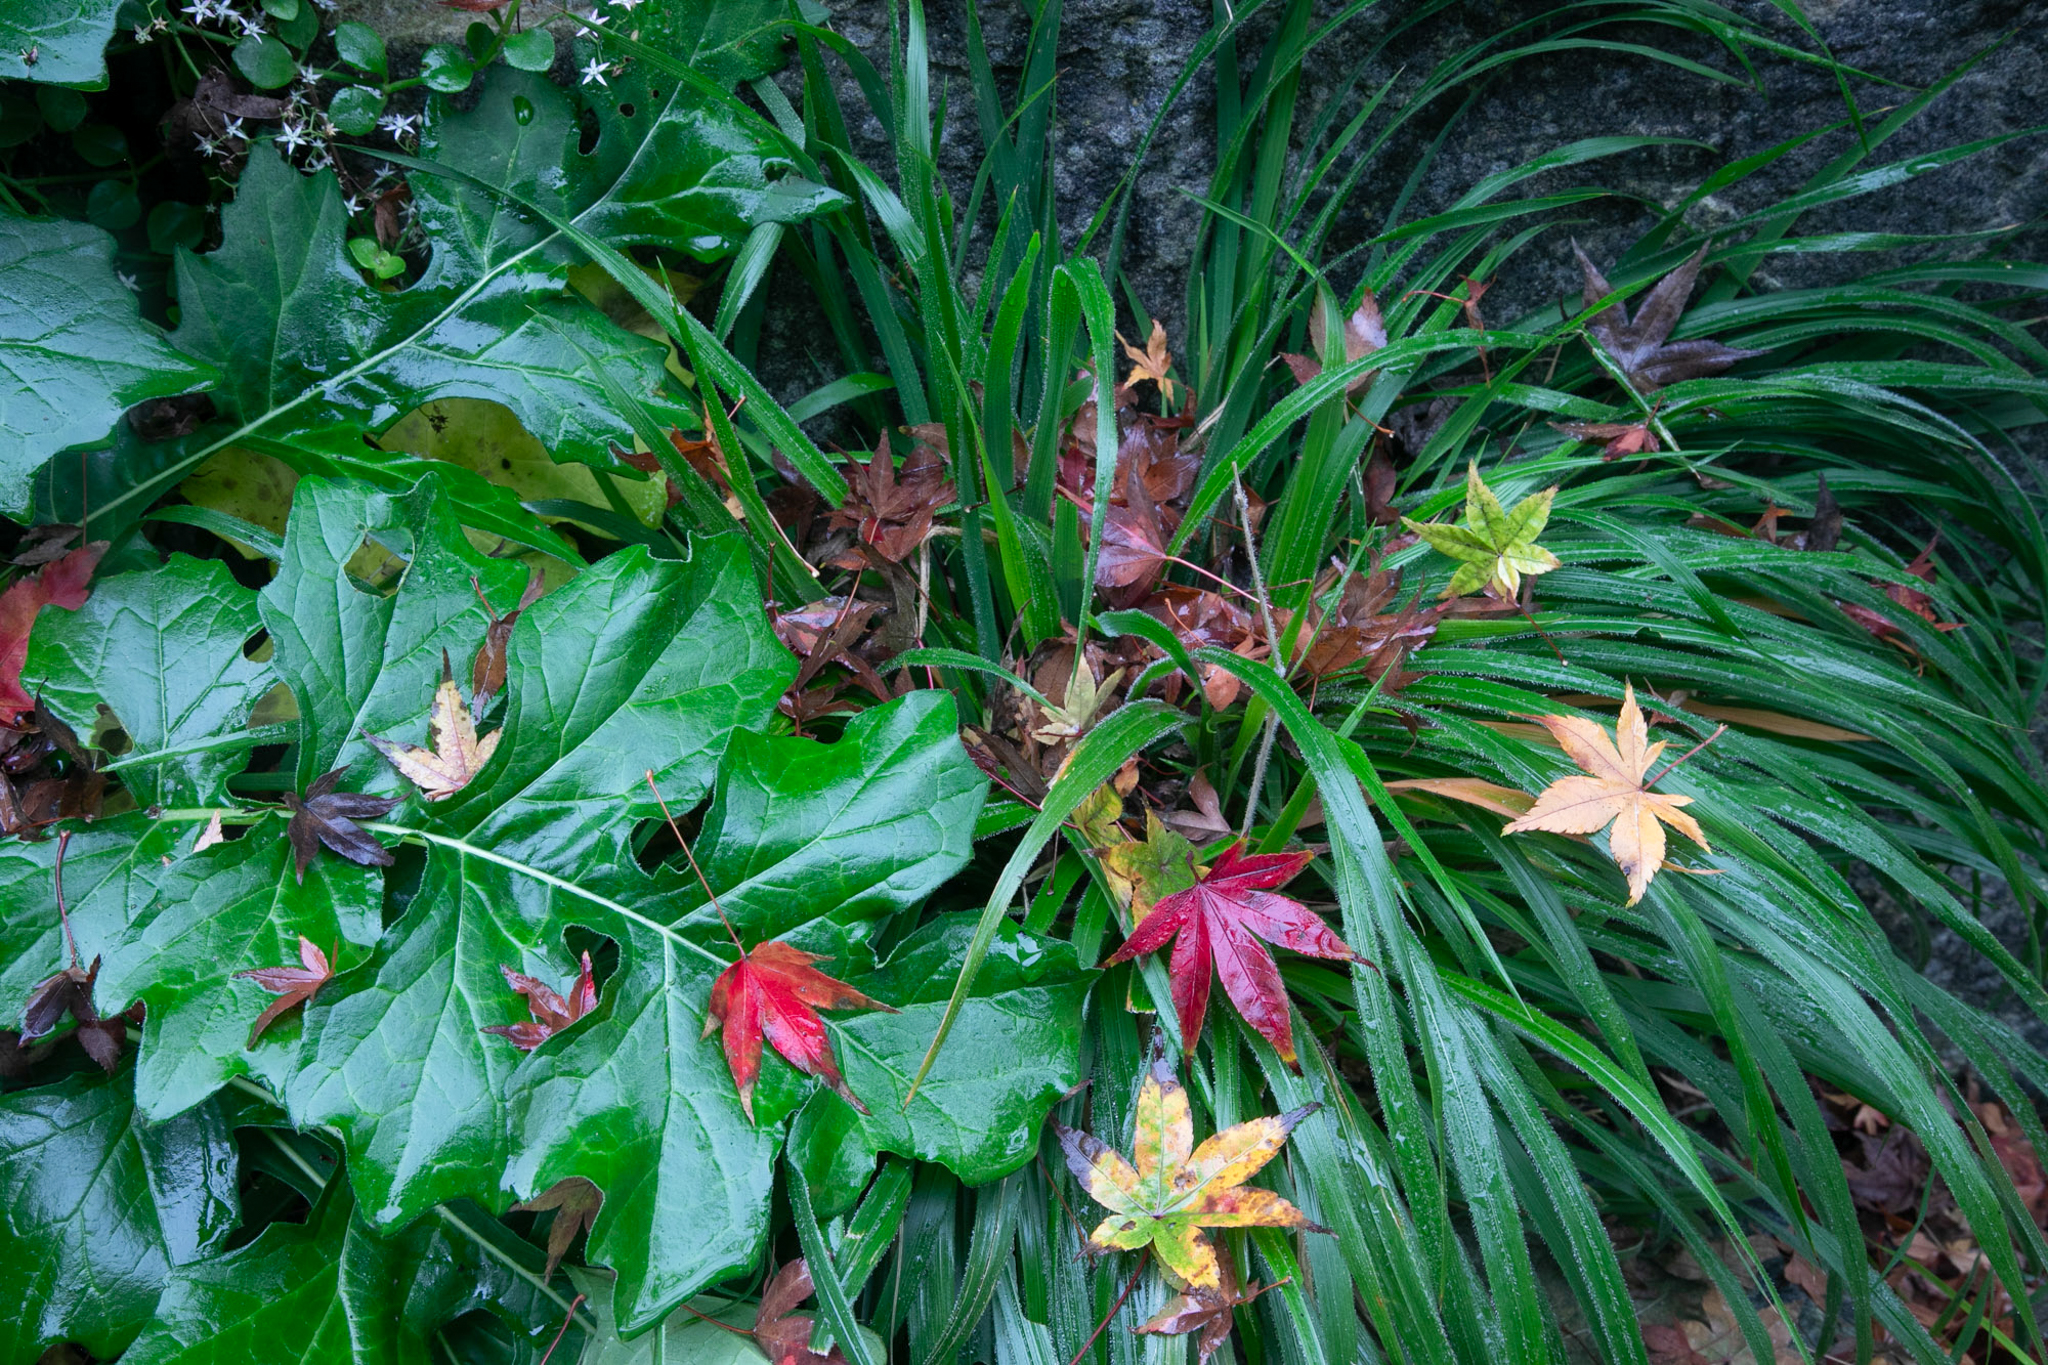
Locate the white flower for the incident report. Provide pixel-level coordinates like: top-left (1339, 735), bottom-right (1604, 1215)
top-left (115, 271), bottom-right (138, 291)
top-left (297, 63), bottom-right (321, 85)
top-left (237, 13), bottom-right (263, 37)
top-left (578, 57), bottom-right (609, 86)
top-left (343, 194), bottom-right (364, 215)
top-left (133, 21), bottom-right (154, 42)
top-left (612, 0), bottom-right (643, 10)
top-left (305, 151), bottom-right (333, 171)
top-left (223, 116), bottom-right (246, 141)
top-left (194, 132), bottom-right (221, 157)
top-left (275, 121), bottom-right (310, 154)
top-left (375, 111), bottom-right (420, 141)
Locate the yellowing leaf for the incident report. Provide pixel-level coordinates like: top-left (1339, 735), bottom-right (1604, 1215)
top-left (380, 398), bottom-right (665, 531)
top-left (1402, 461), bottom-right (1561, 599)
top-left (1098, 811), bottom-right (1200, 925)
top-left (364, 651), bottom-right (501, 801)
top-left (1118, 319), bottom-right (1179, 407)
top-left (1054, 1050), bottom-right (1324, 1289)
top-left (1502, 683), bottom-right (1708, 904)
top-left (1382, 776), bottom-right (1535, 823)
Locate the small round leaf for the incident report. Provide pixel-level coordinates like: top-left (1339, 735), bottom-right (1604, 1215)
top-left (260, 0), bottom-right (300, 19)
top-left (332, 21), bottom-right (386, 77)
top-left (326, 85), bottom-right (386, 136)
top-left (501, 29), bottom-right (554, 72)
top-left (86, 180), bottom-right (141, 231)
top-left (147, 201), bottom-right (207, 255)
top-left (419, 44), bottom-right (476, 94)
top-left (232, 34), bottom-right (296, 90)
top-left (34, 86), bottom-right (86, 133)
top-left (71, 123), bottom-right (128, 167)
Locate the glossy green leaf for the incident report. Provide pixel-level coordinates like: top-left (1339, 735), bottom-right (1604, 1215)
top-left (501, 28), bottom-right (555, 72)
top-left (333, 22), bottom-right (386, 77)
top-left (231, 34), bottom-right (294, 90)
top-left (1, 1069), bottom-right (238, 1364)
top-left (123, 1188), bottom-right (356, 1365)
top-left (0, 0), bottom-right (123, 85)
top-left (0, 814), bottom-right (183, 1029)
top-left (326, 85), bottom-right (385, 137)
top-left (0, 212), bottom-right (214, 514)
top-left (26, 554), bottom-right (273, 807)
top-left (786, 918), bottom-right (1089, 1213)
top-left (98, 829), bottom-right (382, 1120)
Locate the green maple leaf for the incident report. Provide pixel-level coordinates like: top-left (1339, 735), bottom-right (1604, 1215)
top-left (1401, 460), bottom-right (1562, 599)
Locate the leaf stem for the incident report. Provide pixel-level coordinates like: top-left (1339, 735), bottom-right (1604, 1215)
top-left (1645, 723), bottom-right (1728, 788)
top-left (361, 823), bottom-right (731, 970)
top-left (643, 770), bottom-right (746, 956)
top-left (1065, 1251), bottom-right (1150, 1365)
top-left (53, 830), bottom-right (77, 971)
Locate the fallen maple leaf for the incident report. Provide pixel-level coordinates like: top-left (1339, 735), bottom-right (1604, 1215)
top-left (21, 955), bottom-right (126, 1071)
top-left (751, 1259), bottom-right (850, 1365)
top-left (1551, 416), bottom-right (1660, 459)
top-left (704, 941), bottom-right (895, 1122)
top-left (1401, 462), bottom-right (1561, 600)
top-left (513, 1176), bottom-right (603, 1281)
top-left (0, 542), bottom-right (107, 722)
top-left (1055, 1048), bottom-right (1325, 1288)
top-left (470, 571), bottom-right (544, 719)
top-left (234, 934), bottom-right (335, 1048)
top-left (365, 651), bottom-right (501, 800)
top-left (1102, 840), bottom-right (1358, 1066)
top-left (283, 768), bottom-right (398, 883)
top-left (1118, 319), bottom-right (1181, 408)
top-left (1135, 1254), bottom-right (1283, 1363)
top-left (483, 952), bottom-right (598, 1051)
top-left (1574, 241), bottom-right (1767, 394)
top-left (829, 435), bottom-right (955, 564)
top-left (1281, 291), bottom-right (1387, 398)
top-left (1502, 683), bottom-right (1711, 905)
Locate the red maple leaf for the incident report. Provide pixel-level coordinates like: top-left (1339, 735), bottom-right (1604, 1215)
top-left (234, 934), bottom-right (336, 1048)
top-left (483, 952), bottom-right (598, 1051)
top-left (0, 542), bottom-right (106, 722)
top-left (1103, 842), bottom-right (1358, 1067)
top-left (703, 941), bottom-right (895, 1121)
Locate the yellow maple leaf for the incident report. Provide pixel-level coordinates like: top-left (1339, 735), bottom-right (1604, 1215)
top-left (1501, 682), bottom-right (1708, 904)
top-left (364, 651), bottom-right (501, 801)
top-left (1055, 1049), bottom-right (1324, 1288)
top-left (1117, 319), bottom-right (1179, 408)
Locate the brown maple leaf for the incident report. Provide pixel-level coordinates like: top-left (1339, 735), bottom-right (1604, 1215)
top-left (1551, 416), bottom-right (1660, 459)
top-left (1280, 564), bottom-right (1443, 689)
top-left (1282, 291), bottom-right (1387, 398)
top-left (1502, 684), bottom-right (1711, 905)
top-left (283, 768), bottom-right (398, 883)
top-left (1135, 1256), bottom-right (1284, 1363)
top-left (751, 1260), bottom-right (850, 1365)
top-left (1574, 242), bottom-right (1766, 394)
top-left (1096, 469), bottom-right (1171, 608)
top-left (234, 935), bottom-right (335, 1048)
top-left (483, 952), bottom-right (598, 1051)
top-left (514, 1176), bottom-right (603, 1281)
top-left (704, 941), bottom-right (895, 1122)
top-left (365, 651), bottom-right (502, 800)
top-left (829, 435), bottom-right (955, 563)
top-left (470, 571), bottom-right (544, 718)
top-left (1116, 421), bottom-right (1201, 508)
top-left (1118, 319), bottom-right (1180, 408)
top-left (21, 956), bottom-right (126, 1071)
